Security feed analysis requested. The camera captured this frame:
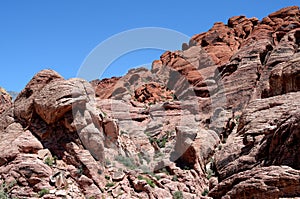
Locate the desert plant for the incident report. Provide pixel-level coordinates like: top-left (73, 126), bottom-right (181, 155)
top-left (183, 165), bottom-right (191, 170)
top-left (137, 175), bottom-right (155, 188)
top-left (157, 136), bottom-right (167, 148)
top-left (202, 188), bottom-right (209, 196)
top-left (0, 180), bottom-right (17, 198)
top-left (173, 191), bottom-right (183, 199)
top-left (114, 155), bottom-right (136, 169)
top-left (0, 183), bottom-right (9, 199)
top-left (145, 178), bottom-right (155, 188)
top-left (77, 165), bottom-right (84, 176)
top-left (44, 156), bottom-right (56, 167)
top-left (160, 168), bottom-right (170, 175)
top-left (154, 151), bottom-right (163, 159)
top-left (148, 102), bottom-right (154, 106)
top-left (206, 158), bottom-right (215, 179)
top-left (154, 175), bottom-right (161, 180)
top-left (105, 182), bottom-right (115, 188)
top-left (206, 168), bottom-right (215, 179)
top-left (148, 134), bottom-right (169, 148)
top-left (38, 188), bottom-right (49, 197)
top-left (172, 175), bottom-right (178, 181)
top-left (120, 130), bottom-right (128, 135)
top-left (218, 144), bottom-right (222, 150)
top-left (105, 158), bottom-right (111, 166)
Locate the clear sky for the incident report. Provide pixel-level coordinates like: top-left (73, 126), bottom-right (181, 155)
top-left (0, 1), bottom-right (299, 92)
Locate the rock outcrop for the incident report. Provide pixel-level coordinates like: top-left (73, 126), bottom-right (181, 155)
top-left (91, 6), bottom-right (300, 198)
top-left (1, 6), bottom-right (299, 199)
top-left (0, 87), bottom-right (12, 115)
top-left (0, 70), bottom-right (107, 198)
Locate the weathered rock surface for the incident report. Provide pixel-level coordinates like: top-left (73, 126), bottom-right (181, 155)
top-left (1, 6), bottom-right (300, 199)
top-left (215, 92), bottom-right (300, 178)
top-left (14, 69), bottom-right (64, 125)
top-left (90, 76), bottom-right (121, 99)
top-left (90, 6), bottom-right (299, 198)
top-left (134, 82), bottom-right (174, 104)
top-left (0, 70), bottom-right (107, 198)
top-left (0, 87), bottom-right (12, 115)
top-left (209, 165), bottom-right (300, 199)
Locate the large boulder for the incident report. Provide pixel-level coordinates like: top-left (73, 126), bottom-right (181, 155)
top-left (14, 69), bottom-right (63, 125)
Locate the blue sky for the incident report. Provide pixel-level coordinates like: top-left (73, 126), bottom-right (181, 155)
top-left (0, 1), bottom-right (299, 92)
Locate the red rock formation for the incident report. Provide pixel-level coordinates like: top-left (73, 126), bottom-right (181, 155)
top-left (0, 87), bottom-right (12, 115)
top-left (1, 6), bottom-right (299, 199)
top-left (1, 70), bottom-right (107, 198)
top-left (90, 76), bottom-right (120, 99)
top-left (133, 82), bottom-right (174, 104)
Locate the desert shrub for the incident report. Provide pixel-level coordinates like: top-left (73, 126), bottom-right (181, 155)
top-left (105, 182), bottom-right (115, 188)
top-left (148, 134), bottom-right (168, 148)
top-left (77, 165), bottom-right (84, 176)
top-left (172, 175), bottom-right (178, 181)
top-left (173, 191), bottom-right (183, 199)
top-left (105, 158), bottom-right (111, 166)
top-left (137, 175), bottom-right (155, 188)
top-left (38, 188), bottom-right (49, 197)
top-left (202, 188), bottom-right (209, 196)
top-left (145, 178), bottom-right (155, 188)
top-left (0, 180), bottom-right (17, 198)
top-left (114, 155), bottom-right (136, 169)
top-left (206, 168), bottom-right (215, 179)
top-left (44, 156), bottom-right (56, 167)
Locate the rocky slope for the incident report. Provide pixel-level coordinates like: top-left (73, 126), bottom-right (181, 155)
top-left (0, 6), bottom-right (299, 199)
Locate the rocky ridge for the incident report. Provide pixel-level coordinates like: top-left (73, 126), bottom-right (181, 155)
top-left (0, 6), bottom-right (299, 199)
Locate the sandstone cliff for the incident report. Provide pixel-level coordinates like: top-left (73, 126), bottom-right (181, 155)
top-left (0, 6), bottom-right (299, 199)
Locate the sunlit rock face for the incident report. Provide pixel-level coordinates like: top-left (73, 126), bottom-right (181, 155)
top-left (1, 6), bottom-right (300, 198)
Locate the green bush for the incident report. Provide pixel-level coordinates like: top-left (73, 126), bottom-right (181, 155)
top-left (206, 168), bottom-right (215, 180)
top-left (105, 182), bottom-right (115, 188)
top-left (44, 156), bottom-right (56, 167)
top-left (137, 151), bottom-right (151, 164)
top-left (148, 135), bottom-right (168, 148)
top-left (105, 158), bottom-right (111, 166)
top-left (183, 165), bottom-right (191, 170)
top-left (173, 191), bottom-right (183, 199)
top-left (0, 180), bottom-right (17, 199)
top-left (137, 175), bottom-right (155, 188)
top-left (145, 178), bottom-right (155, 188)
top-left (160, 168), bottom-right (170, 175)
top-left (0, 183), bottom-right (8, 199)
top-left (172, 175), bottom-right (178, 181)
top-left (77, 165), bottom-right (84, 176)
top-left (38, 188), bottom-right (49, 197)
top-left (206, 158), bottom-right (215, 179)
top-left (114, 155), bottom-right (136, 169)
top-left (202, 188), bottom-right (209, 196)
top-left (154, 152), bottom-right (163, 159)
top-left (154, 175), bottom-right (161, 180)
top-left (157, 137), bottom-right (167, 148)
